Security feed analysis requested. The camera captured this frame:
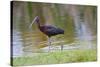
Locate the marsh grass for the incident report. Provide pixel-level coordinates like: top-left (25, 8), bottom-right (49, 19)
top-left (12, 49), bottom-right (97, 66)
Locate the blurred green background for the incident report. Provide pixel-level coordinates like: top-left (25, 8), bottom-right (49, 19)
top-left (12, 1), bottom-right (97, 57)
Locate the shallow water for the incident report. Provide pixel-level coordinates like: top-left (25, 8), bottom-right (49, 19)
top-left (12, 2), bottom-right (97, 57)
top-left (12, 29), bottom-right (96, 57)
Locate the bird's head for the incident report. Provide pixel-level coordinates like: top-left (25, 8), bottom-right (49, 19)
top-left (29, 16), bottom-right (39, 29)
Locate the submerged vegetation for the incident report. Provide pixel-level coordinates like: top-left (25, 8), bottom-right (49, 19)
top-left (13, 49), bottom-right (97, 66)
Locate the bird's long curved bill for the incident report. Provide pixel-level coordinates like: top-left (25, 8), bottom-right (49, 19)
top-left (29, 18), bottom-right (36, 29)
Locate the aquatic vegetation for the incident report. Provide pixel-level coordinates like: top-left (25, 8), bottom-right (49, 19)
top-left (12, 49), bottom-right (97, 66)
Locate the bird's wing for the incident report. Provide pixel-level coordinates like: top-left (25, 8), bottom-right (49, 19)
top-left (44, 26), bottom-right (58, 33)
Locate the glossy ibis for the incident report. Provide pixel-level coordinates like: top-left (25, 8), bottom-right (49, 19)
top-left (29, 16), bottom-right (64, 52)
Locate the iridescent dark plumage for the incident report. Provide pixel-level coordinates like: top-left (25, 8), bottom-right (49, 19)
top-left (29, 16), bottom-right (64, 51)
top-left (39, 25), bottom-right (64, 37)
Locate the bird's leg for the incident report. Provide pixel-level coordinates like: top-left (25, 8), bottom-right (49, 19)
top-left (48, 37), bottom-right (51, 52)
top-left (61, 44), bottom-right (63, 51)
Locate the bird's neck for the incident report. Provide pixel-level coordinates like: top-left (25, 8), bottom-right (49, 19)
top-left (36, 21), bottom-right (41, 28)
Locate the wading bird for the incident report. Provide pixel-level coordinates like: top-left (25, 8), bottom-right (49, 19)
top-left (29, 16), bottom-right (64, 52)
